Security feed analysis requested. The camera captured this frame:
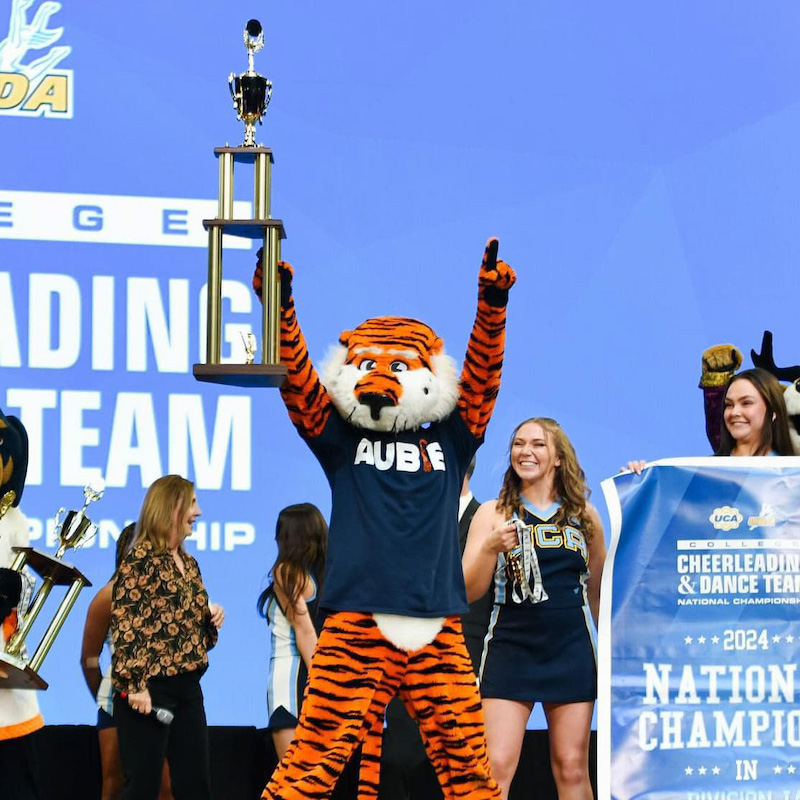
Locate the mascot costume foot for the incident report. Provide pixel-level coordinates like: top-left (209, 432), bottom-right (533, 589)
top-left (255, 239), bottom-right (515, 800)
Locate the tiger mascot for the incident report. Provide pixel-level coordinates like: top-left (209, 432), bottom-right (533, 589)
top-left (254, 238), bottom-right (514, 800)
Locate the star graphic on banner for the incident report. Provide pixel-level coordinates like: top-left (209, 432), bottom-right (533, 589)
top-left (712, 766), bottom-right (721, 775)
top-left (786, 634), bottom-right (795, 643)
top-left (684, 636), bottom-right (693, 644)
top-left (697, 636), bottom-right (707, 644)
top-left (773, 634), bottom-right (782, 643)
top-left (788, 765), bottom-right (797, 774)
top-left (711, 635), bottom-right (720, 644)
top-left (698, 766), bottom-right (707, 775)
top-left (774, 765), bottom-right (783, 774)
top-left (685, 766), bottom-right (694, 775)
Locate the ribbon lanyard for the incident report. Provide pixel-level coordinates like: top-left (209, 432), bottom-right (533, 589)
top-left (509, 513), bottom-right (549, 605)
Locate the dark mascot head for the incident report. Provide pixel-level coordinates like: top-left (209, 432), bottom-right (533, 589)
top-left (320, 316), bottom-right (459, 433)
top-left (0, 405), bottom-right (27, 624)
top-left (751, 331), bottom-right (800, 454)
top-left (0, 404), bottom-right (28, 508)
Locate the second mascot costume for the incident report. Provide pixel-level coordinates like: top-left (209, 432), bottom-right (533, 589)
top-left (256, 239), bottom-right (514, 800)
top-left (0, 406), bottom-right (43, 799)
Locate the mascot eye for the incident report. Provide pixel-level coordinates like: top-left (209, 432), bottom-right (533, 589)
top-left (390, 361), bottom-right (409, 372)
top-left (359, 359), bottom-right (377, 372)
top-left (795, 378), bottom-right (800, 392)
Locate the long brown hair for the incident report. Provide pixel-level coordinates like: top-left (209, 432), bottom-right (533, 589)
top-left (717, 368), bottom-right (793, 456)
top-left (135, 475), bottom-right (195, 553)
top-left (257, 503), bottom-right (328, 617)
top-left (496, 417), bottom-right (595, 544)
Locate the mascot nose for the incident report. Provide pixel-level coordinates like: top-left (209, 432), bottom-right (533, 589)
top-left (359, 393), bottom-right (394, 421)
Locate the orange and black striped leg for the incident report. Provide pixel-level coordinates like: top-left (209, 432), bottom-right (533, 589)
top-left (400, 618), bottom-right (500, 800)
top-left (262, 612), bottom-right (404, 800)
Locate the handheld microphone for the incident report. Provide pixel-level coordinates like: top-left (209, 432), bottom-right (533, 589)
top-left (119, 692), bottom-right (174, 725)
top-left (151, 706), bottom-right (175, 725)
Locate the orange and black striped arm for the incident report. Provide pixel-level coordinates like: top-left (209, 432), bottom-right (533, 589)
top-left (253, 253), bottom-right (333, 438)
top-left (458, 238), bottom-right (516, 439)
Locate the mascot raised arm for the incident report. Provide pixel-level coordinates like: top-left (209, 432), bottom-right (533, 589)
top-left (255, 239), bottom-right (514, 800)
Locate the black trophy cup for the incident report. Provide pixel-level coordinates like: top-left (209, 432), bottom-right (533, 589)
top-left (228, 19), bottom-right (272, 147)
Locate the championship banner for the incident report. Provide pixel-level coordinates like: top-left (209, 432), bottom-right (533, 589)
top-left (598, 457), bottom-right (800, 800)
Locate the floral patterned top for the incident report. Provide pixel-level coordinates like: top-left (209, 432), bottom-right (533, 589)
top-left (110, 539), bottom-right (218, 694)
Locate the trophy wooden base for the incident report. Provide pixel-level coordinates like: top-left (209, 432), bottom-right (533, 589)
top-left (192, 363), bottom-right (287, 388)
top-left (16, 548), bottom-right (90, 586)
top-left (0, 653), bottom-right (48, 690)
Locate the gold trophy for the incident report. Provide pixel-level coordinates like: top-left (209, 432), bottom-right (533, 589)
top-left (0, 480), bottom-right (104, 689)
top-left (193, 18), bottom-right (287, 388)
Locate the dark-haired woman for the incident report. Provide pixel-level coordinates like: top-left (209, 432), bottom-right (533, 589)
top-left (628, 367), bottom-right (794, 474)
top-left (718, 368), bottom-right (793, 456)
top-left (463, 418), bottom-right (605, 800)
top-left (257, 503), bottom-right (327, 760)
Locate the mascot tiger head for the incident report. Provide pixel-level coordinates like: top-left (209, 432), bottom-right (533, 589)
top-left (321, 316), bottom-right (459, 433)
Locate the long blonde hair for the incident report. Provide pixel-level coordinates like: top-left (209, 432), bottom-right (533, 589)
top-left (496, 417), bottom-right (595, 543)
top-left (135, 475), bottom-right (195, 552)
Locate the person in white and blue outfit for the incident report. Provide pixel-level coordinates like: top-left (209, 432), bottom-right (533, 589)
top-left (257, 503), bottom-right (327, 761)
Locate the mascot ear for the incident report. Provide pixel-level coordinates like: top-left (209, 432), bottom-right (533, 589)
top-left (339, 330), bottom-right (354, 348)
top-left (0, 409), bottom-right (28, 507)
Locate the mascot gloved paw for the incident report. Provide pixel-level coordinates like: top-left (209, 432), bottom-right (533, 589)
top-left (700, 344), bottom-right (742, 388)
top-left (252, 248), bottom-right (294, 307)
top-left (478, 238), bottom-right (516, 307)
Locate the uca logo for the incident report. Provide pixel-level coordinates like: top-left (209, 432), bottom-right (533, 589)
top-left (0, 0), bottom-right (73, 118)
top-left (709, 505), bottom-right (743, 532)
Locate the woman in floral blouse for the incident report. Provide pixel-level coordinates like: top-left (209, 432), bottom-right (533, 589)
top-left (111, 475), bottom-right (224, 799)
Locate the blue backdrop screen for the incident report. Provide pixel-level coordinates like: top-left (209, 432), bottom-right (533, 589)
top-left (2, 0), bottom-right (799, 727)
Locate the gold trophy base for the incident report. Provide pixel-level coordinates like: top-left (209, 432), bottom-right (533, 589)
top-left (192, 363), bottom-right (287, 388)
top-left (0, 652), bottom-right (47, 690)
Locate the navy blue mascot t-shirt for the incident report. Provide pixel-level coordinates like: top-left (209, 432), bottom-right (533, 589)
top-left (305, 409), bottom-right (479, 618)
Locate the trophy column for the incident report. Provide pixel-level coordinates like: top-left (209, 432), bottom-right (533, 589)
top-left (193, 147), bottom-right (286, 387)
top-left (192, 18), bottom-right (286, 388)
top-left (0, 482), bottom-right (103, 690)
top-left (1, 549), bottom-right (91, 689)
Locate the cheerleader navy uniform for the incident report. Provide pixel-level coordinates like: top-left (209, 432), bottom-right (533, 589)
top-left (266, 573), bottom-right (321, 730)
top-left (479, 499), bottom-right (597, 703)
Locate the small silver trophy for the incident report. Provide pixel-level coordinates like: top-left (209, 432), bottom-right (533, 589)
top-left (53, 478), bottom-right (106, 558)
top-left (228, 19), bottom-right (272, 147)
top-left (1, 479), bottom-right (104, 689)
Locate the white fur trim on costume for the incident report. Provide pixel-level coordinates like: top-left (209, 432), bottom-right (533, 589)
top-left (374, 614), bottom-right (445, 651)
top-left (783, 382), bottom-right (800, 455)
top-left (320, 343), bottom-right (459, 433)
top-left (0, 507), bottom-right (42, 735)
